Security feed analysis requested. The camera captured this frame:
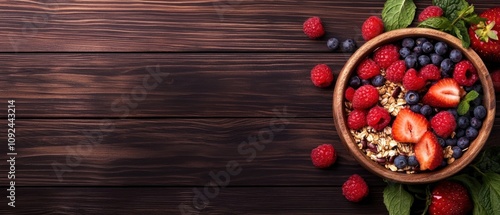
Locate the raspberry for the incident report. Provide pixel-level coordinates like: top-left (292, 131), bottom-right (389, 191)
top-left (420, 64), bottom-right (441, 80)
top-left (303, 17), bottom-right (325, 39)
top-left (366, 106), bottom-right (391, 131)
top-left (311, 144), bottom-right (337, 168)
top-left (352, 85), bottom-right (379, 109)
top-left (431, 111), bottom-right (457, 138)
top-left (345, 87), bottom-right (356, 101)
top-left (361, 16), bottom-right (384, 41)
top-left (453, 60), bottom-right (478, 87)
top-left (403, 68), bottom-right (426, 91)
top-left (347, 109), bottom-right (367, 130)
top-left (386, 60), bottom-right (406, 83)
top-left (373, 44), bottom-right (400, 69)
top-left (342, 174), bottom-right (369, 202)
top-left (418, 6), bottom-right (444, 22)
top-left (491, 69), bottom-right (500, 92)
top-left (357, 58), bottom-right (381, 80)
top-left (310, 64), bottom-right (334, 87)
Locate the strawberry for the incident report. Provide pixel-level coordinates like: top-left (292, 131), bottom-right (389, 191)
top-left (428, 181), bottom-right (473, 215)
top-left (361, 16), bottom-right (384, 41)
top-left (403, 68), bottom-right (426, 91)
top-left (422, 78), bottom-right (462, 108)
top-left (491, 69), bottom-right (500, 92)
top-left (469, 7), bottom-right (500, 63)
top-left (415, 131), bottom-right (443, 171)
top-left (392, 109), bottom-right (429, 144)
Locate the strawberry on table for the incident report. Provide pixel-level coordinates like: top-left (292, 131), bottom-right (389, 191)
top-left (415, 131), bottom-right (443, 171)
top-left (469, 7), bottom-right (500, 63)
top-left (422, 78), bottom-right (463, 108)
top-left (428, 181), bottom-right (473, 215)
top-left (392, 109), bottom-right (429, 144)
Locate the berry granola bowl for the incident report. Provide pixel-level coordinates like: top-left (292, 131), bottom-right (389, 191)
top-left (333, 28), bottom-right (495, 184)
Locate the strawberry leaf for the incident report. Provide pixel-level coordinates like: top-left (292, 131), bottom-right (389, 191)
top-left (383, 183), bottom-right (413, 215)
top-left (382, 0), bottom-right (416, 31)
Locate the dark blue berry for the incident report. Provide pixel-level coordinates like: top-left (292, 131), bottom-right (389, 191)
top-left (471, 96), bottom-right (482, 107)
top-left (394, 155), bottom-right (408, 169)
top-left (437, 137), bottom-right (446, 148)
top-left (405, 54), bottom-right (417, 68)
top-left (440, 160), bottom-right (448, 167)
top-left (362, 79), bottom-right (371, 86)
top-left (402, 38), bottom-right (415, 48)
top-left (473, 84), bottom-right (483, 94)
top-left (341, 39), bottom-right (357, 53)
top-left (327, 38), bottom-right (339, 50)
top-left (413, 45), bottom-right (423, 55)
top-left (457, 137), bottom-right (470, 149)
top-left (455, 129), bottom-right (465, 138)
top-left (473, 105), bottom-right (486, 119)
top-left (405, 91), bottom-right (420, 105)
top-left (399, 47), bottom-right (411, 58)
top-left (408, 156), bottom-right (419, 167)
top-left (422, 42), bottom-right (434, 53)
top-left (418, 55), bottom-right (431, 67)
top-left (446, 138), bottom-right (457, 146)
top-left (448, 109), bottom-right (458, 119)
top-left (416, 38), bottom-right (428, 46)
top-left (420, 105), bottom-right (433, 117)
top-left (470, 117), bottom-right (482, 129)
top-left (430, 54), bottom-right (444, 66)
top-left (458, 116), bottom-right (470, 129)
top-left (435, 42), bottom-right (448, 55)
top-left (452, 146), bottom-right (463, 158)
top-left (349, 76), bottom-right (361, 88)
top-left (411, 104), bottom-right (422, 113)
top-left (440, 58), bottom-right (453, 77)
top-left (449, 49), bottom-right (463, 63)
top-left (371, 75), bottom-right (386, 87)
top-left (466, 127), bottom-right (478, 140)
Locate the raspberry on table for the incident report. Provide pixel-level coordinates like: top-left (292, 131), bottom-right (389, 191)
top-left (310, 64), bottom-right (334, 87)
top-left (352, 85), bottom-right (379, 110)
top-left (342, 174), bottom-right (369, 202)
top-left (373, 44), bottom-right (400, 69)
top-left (361, 16), bottom-right (384, 41)
top-left (303, 16), bottom-right (325, 39)
top-left (386, 60), bottom-right (406, 83)
top-left (348, 109), bottom-right (367, 130)
top-left (453, 60), bottom-right (478, 87)
top-left (311, 144), bottom-right (337, 168)
top-left (431, 111), bottom-right (457, 138)
top-left (356, 58), bottom-right (381, 80)
top-left (366, 106), bottom-right (391, 131)
top-left (418, 6), bottom-right (444, 22)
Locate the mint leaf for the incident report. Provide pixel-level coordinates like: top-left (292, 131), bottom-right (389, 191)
top-left (464, 14), bottom-right (487, 25)
top-left (418, 17), bottom-right (452, 31)
top-left (457, 100), bottom-right (470, 115)
top-left (453, 20), bottom-right (471, 48)
top-left (474, 146), bottom-right (500, 174)
top-left (464, 90), bottom-right (480, 102)
top-left (483, 173), bottom-right (500, 215)
top-left (382, 0), bottom-right (416, 31)
top-left (433, 0), bottom-right (468, 20)
top-left (479, 184), bottom-right (494, 215)
top-left (383, 183), bottom-right (413, 215)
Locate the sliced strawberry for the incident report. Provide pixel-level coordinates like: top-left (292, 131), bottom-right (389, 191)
top-left (392, 109), bottom-right (429, 144)
top-left (415, 131), bottom-right (444, 171)
top-left (422, 78), bottom-right (462, 108)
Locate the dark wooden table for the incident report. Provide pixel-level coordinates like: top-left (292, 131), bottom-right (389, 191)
top-left (1, 0), bottom-right (499, 214)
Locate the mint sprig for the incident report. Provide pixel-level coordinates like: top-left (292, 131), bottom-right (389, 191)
top-left (457, 90), bottom-right (479, 115)
top-left (383, 183), bottom-right (414, 215)
top-left (382, 0), bottom-right (416, 31)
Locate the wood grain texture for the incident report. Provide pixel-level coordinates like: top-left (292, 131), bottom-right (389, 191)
top-left (0, 187), bottom-right (388, 215)
top-left (0, 0), bottom-right (497, 52)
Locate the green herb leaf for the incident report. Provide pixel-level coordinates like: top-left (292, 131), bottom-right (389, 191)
top-left (464, 90), bottom-right (480, 102)
top-left (453, 20), bottom-right (471, 48)
top-left (474, 146), bottom-right (500, 174)
top-left (382, 0), bottom-right (416, 31)
top-left (481, 173), bottom-right (500, 215)
top-left (464, 14), bottom-right (487, 25)
top-left (433, 0), bottom-right (468, 20)
top-left (418, 17), bottom-right (453, 31)
top-left (457, 100), bottom-right (470, 115)
top-left (479, 184), bottom-right (494, 215)
top-left (383, 183), bottom-right (413, 215)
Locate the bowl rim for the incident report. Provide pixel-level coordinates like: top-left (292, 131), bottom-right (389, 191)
top-left (332, 28), bottom-right (496, 184)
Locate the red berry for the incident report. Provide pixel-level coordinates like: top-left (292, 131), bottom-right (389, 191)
top-left (342, 174), bottom-right (369, 202)
top-left (345, 87), bottom-right (356, 101)
top-left (303, 17), bottom-right (325, 39)
top-left (431, 111), bottom-right (457, 138)
top-left (347, 109), bottom-right (367, 130)
top-left (423, 78), bottom-right (462, 108)
top-left (418, 6), bottom-right (444, 22)
top-left (373, 44), bottom-right (400, 69)
top-left (361, 16), bottom-right (384, 41)
top-left (310, 64), bottom-right (334, 87)
top-left (392, 109), bottom-right (430, 144)
top-left (366, 106), bottom-right (391, 131)
top-left (491, 69), bottom-right (500, 92)
top-left (311, 144), bottom-right (337, 168)
top-left (403, 68), bottom-right (426, 91)
top-left (352, 85), bottom-right (379, 109)
top-left (415, 131), bottom-right (443, 171)
top-left (429, 181), bottom-right (473, 215)
top-left (453, 60), bottom-right (478, 87)
top-left (420, 64), bottom-right (441, 81)
top-left (386, 60), bottom-right (406, 83)
top-left (357, 58), bottom-right (381, 80)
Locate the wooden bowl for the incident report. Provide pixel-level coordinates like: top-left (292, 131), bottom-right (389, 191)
top-left (333, 28), bottom-right (495, 184)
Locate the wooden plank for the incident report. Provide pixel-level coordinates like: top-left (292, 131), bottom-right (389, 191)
top-left (4, 118), bottom-right (500, 186)
top-left (0, 187), bottom-right (388, 214)
top-left (1, 0), bottom-right (497, 52)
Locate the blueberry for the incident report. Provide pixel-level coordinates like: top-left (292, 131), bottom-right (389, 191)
top-left (452, 146), bottom-right (463, 158)
top-left (327, 38), bottom-right (339, 50)
top-left (349, 76), bottom-right (361, 88)
top-left (394, 155), bottom-right (408, 169)
top-left (473, 105), bottom-right (486, 119)
top-left (420, 105), bottom-right (433, 117)
top-left (455, 129), bottom-right (465, 138)
top-left (457, 137), bottom-right (470, 149)
top-left (473, 83), bottom-right (483, 94)
top-left (362, 79), bottom-right (371, 86)
top-left (435, 42), bottom-right (448, 55)
top-left (471, 96), bottom-right (482, 107)
top-left (430, 54), bottom-right (444, 66)
top-left (416, 38), bottom-right (428, 46)
top-left (402, 38), bottom-right (415, 48)
top-left (470, 117), bottom-right (482, 129)
top-left (413, 45), bottom-right (423, 56)
top-left (408, 156), bottom-right (419, 167)
top-left (422, 42), bottom-right (434, 53)
top-left (448, 109), bottom-right (458, 119)
top-left (449, 49), bottom-right (463, 63)
top-left (446, 138), bottom-right (457, 146)
top-left (440, 160), bottom-right (448, 167)
top-left (466, 127), bottom-right (478, 140)
top-left (440, 58), bottom-right (454, 77)
top-left (341, 39), bottom-right (357, 53)
top-left (458, 116), bottom-right (470, 129)
top-left (399, 47), bottom-right (411, 58)
top-left (405, 54), bottom-right (418, 68)
top-left (418, 55), bottom-right (431, 67)
top-left (405, 91), bottom-right (420, 105)
top-left (371, 75), bottom-right (386, 87)
top-left (411, 104), bottom-right (422, 113)
top-left (437, 137), bottom-right (446, 148)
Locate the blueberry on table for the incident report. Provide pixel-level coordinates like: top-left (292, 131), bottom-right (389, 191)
top-left (418, 55), bottom-right (431, 67)
top-left (458, 116), bottom-right (470, 129)
top-left (408, 156), bottom-right (419, 167)
top-left (430, 53), bottom-right (443, 66)
top-left (399, 47), bottom-right (411, 58)
top-left (449, 49), bottom-right (463, 63)
top-left (455, 129), bottom-right (465, 138)
top-left (473, 105), bottom-right (486, 119)
top-left (394, 155), bottom-right (408, 169)
top-left (470, 117), bottom-right (482, 129)
top-left (341, 39), bottom-right (357, 53)
top-left (452, 146), bottom-right (463, 158)
top-left (422, 41), bottom-right (434, 53)
top-left (434, 42), bottom-right (448, 55)
top-left (457, 137), bottom-right (470, 149)
top-left (402, 38), bottom-right (415, 48)
top-left (371, 75), bottom-right (386, 87)
top-left (466, 127), bottom-right (478, 140)
top-left (405, 91), bottom-right (420, 105)
top-left (349, 76), bottom-right (361, 88)
top-left (327, 38), bottom-right (339, 50)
